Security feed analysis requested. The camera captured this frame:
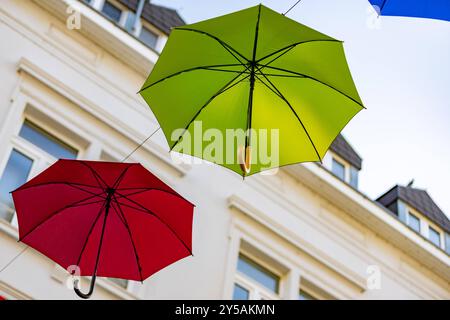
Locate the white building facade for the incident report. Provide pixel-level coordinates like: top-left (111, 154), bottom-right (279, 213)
top-left (0, 0), bottom-right (449, 300)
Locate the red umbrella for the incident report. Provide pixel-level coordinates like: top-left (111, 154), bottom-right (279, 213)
top-left (11, 159), bottom-right (195, 299)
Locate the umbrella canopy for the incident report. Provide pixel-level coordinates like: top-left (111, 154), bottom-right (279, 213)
top-left (140, 4), bottom-right (364, 176)
top-left (11, 159), bottom-right (194, 299)
top-left (369, 0), bottom-right (450, 22)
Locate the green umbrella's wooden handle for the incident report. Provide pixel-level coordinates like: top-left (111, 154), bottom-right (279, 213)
top-left (239, 146), bottom-right (251, 175)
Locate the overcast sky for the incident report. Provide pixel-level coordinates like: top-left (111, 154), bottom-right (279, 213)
top-left (153, 0), bottom-right (450, 216)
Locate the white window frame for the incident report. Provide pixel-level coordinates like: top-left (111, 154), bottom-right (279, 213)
top-left (406, 210), bottom-right (421, 233)
top-left (0, 114), bottom-right (84, 227)
top-left (234, 253), bottom-right (281, 301)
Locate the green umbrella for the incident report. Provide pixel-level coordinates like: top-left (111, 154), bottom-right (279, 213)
top-left (140, 4), bottom-right (364, 176)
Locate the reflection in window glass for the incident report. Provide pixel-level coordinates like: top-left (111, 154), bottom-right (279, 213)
top-left (407, 212), bottom-right (420, 233)
top-left (101, 1), bottom-right (122, 22)
top-left (237, 255), bottom-right (279, 293)
top-left (19, 121), bottom-right (77, 160)
top-left (298, 289), bottom-right (316, 300)
top-left (349, 166), bottom-right (359, 188)
top-left (139, 27), bottom-right (158, 49)
top-left (332, 158), bottom-right (345, 181)
top-left (429, 227), bottom-right (441, 247)
top-left (232, 283), bottom-right (249, 300)
top-left (0, 150), bottom-right (33, 222)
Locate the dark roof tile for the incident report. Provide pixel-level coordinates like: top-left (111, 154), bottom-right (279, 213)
top-left (377, 185), bottom-right (450, 233)
top-left (329, 134), bottom-right (362, 170)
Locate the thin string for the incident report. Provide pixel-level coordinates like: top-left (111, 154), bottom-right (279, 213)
top-left (121, 126), bottom-right (161, 163)
top-left (0, 246), bottom-right (28, 274)
top-left (283, 0), bottom-right (303, 16)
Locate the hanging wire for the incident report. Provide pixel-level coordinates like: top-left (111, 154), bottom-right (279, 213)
top-left (121, 126), bottom-right (161, 162)
top-left (283, 0), bottom-right (303, 16)
top-left (0, 246), bottom-right (28, 274)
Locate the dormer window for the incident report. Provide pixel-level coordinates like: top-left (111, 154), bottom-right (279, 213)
top-left (407, 212), bottom-right (420, 233)
top-left (428, 226), bottom-right (441, 247)
top-left (101, 1), bottom-right (123, 23)
top-left (331, 158), bottom-right (345, 181)
top-left (139, 26), bottom-right (159, 49)
top-left (349, 166), bottom-right (359, 189)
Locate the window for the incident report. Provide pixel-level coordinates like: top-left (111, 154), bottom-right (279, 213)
top-left (236, 254), bottom-right (279, 294)
top-left (445, 233), bottom-right (450, 255)
top-left (0, 150), bottom-right (33, 222)
top-left (349, 166), bottom-right (359, 188)
top-left (332, 158), bottom-right (345, 181)
top-left (101, 1), bottom-right (122, 23)
top-left (109, 278), bottom-right (128, 289)
top-left (232, 283), bottom-right (250, 300)
top-left (407, 212), bottom-right (420, 233)
top-left (19, 121), bottom-right (77, 159)
top-left (429, 226), bottom-right (441, 247)
top-left (139, 26), bottom-right (158, 49)
top-left (298, 289), bottom-right (316, 300)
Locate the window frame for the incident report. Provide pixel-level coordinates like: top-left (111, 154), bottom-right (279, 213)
top-left (428, 226), bottom-right (441, 247)
top-left (234, 252), bottom-right (282, 301)
top-left (331, 157), bottom-right (346, 181)
top-left (406, 211), bottom-right (421, 233)
top-left (0, 115), bottom-right (83, 227)
top-left (99, 0), bottom-right (125, 24)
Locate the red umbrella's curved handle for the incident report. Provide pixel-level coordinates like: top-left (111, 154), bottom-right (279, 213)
top-left (73, 272), bottom-right (97, 299)
top-left (238, 145), bottom-right (252, 175)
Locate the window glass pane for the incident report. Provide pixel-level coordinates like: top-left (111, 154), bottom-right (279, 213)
top-left (445, 233), bottom-right (450, 255)
top-left (232, 283), bottom-right (249, 300)
top-left (0, 150), bottom-right (33, 222)
top-left (101, 1), bottom-right (122, 22)
top-left (349, 166), bottom-right (358, 188)
top-left (109, 278), bottom-right (128, 288)
top-left (407, 213), bottom-right (420, 233)
top-left (298, 289), bottom-right (316, 300)
top-left (429, 227), bottom-right (441, 247)
top-left (139, 27), bottom-right (158, 49)
top-left (397, 201), bottom-right (407, 223)
top-left (19, 121), bottom-right (77, 160)
top-left (237, 255), bottom-right (279, 293)
top-left (331, 158), bottom-right (345, 181)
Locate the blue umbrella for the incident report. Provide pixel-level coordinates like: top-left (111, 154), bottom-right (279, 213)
top-left (369, 0), bottom-right (450, 22)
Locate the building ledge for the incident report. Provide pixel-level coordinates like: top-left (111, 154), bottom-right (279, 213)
top-left (283, 163), bottom-right (450, 280)
top-left (32, 0), bottom-right (159, 76)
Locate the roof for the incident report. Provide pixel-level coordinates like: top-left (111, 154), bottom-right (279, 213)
top-left (329, 134), bottom-right (362, 170)
top-left (377, 185), bottom-right (450, 233)
top-left (117, 0), bottom-right (185, 34)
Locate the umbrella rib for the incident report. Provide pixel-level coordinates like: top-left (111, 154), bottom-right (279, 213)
top-left (19, 192), bottom-right (106, 242)
top-left (75, 201), bottom-right (107, 267)
top-left (110, 164), bottom-right (133, 190)
top-left (263, 65), bottom-right (365, 109)
top-left (78, 161), bottom-right (109, 189)
top-left (169, 69), bottom-right (252, 151)
top-left (255, 65), bottom-right (323, 162)
top-left (115, 187), bottom-right (191, 203)
top-left (13, 181), bottom-right (104, 194)
top-left (115, 192), bottom-right (193, 256)
top-left (175, 27), bottom-right (250, 63)
top-left (111, 196), bottom-right (144, 282)
top-left (199, 67), bottom-right (251, 75)
top-left (256, 39), bottom-right (342, 63)
top-left (139, 64), bottom-right (246, 92)
top-left (253, 73), bottom-right (283, 100)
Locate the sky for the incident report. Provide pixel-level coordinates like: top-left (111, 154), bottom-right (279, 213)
top-left (153, 0), bottom-right (450, 216)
